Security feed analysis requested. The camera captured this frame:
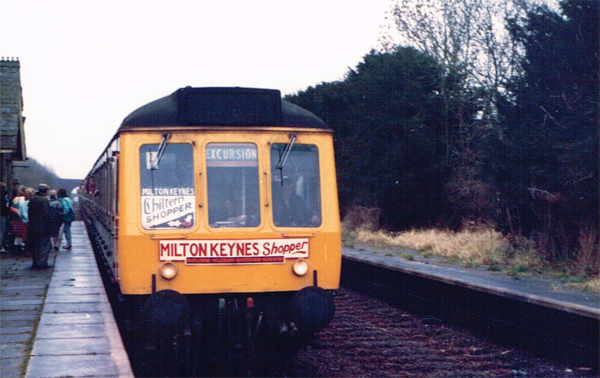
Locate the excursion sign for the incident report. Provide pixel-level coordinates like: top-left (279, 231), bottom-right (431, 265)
top-left (206, 145), bottom-right (257, 162)
top-left (159, 238), bottom-right (309, 265)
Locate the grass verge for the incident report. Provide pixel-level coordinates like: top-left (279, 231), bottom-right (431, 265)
top-left (343, 225), bottom-right (599, 293)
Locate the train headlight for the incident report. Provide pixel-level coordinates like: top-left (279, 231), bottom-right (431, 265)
top-left (159, 262), bottom-right (178, 280)
top-left (292, 259), bottom-right (309, 276)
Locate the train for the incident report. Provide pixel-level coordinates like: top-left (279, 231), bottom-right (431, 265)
top-left (79, 86), bottom-right (341, 376)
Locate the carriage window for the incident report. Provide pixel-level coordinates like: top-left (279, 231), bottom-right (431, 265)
top-left (140, 143), bottom-right (195, 230)
top-left (207, 143), bottom-right (260, 228)
top-left (271, 144), bottom-right (321, 227)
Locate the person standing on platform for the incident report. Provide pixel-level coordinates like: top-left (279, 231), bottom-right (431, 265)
top-left (48, 190), bottom-right (63, 250)
top-left (28, 184), bottom-right (52, 269)
top-left (9, 186), bottom-right (27, 252)
top-left (18, 187), bottom-right (35, 256)
top-left (57, 188), bottom-right (74, 250)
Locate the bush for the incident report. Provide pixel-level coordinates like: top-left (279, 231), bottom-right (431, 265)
top-left (572, 225), bottom-right (599, 276)
top-left (342, 206), bottom-right (381, 234)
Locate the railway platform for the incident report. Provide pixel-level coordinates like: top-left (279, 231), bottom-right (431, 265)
top-left (342, 245), bottom-right (600, 318)
top-left (1, 221), bottom-right (133, 378)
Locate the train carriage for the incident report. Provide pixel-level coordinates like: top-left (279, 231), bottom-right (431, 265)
top-left (80, 87), bottom-right (341, 376)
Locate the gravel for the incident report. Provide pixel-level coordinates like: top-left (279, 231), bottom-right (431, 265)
top-left (293, 288), bottom-right (577, 377)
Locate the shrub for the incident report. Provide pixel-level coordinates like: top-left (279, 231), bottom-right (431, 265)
top-left (342, 206), bottom-right (382, 234)
top-left (572, 224), bottom-right (599, 276)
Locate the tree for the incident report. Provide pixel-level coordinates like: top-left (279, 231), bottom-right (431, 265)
top-left (288, 47), bottom-right (455, 229)
top-left (499, 0), bottom-right (599, 261)
top-left (380, 0), bottom-right (556, 102)
top-left (380, 0), bottom-right (527, 226)
top-left (12, 157), bottom-right (60, 190)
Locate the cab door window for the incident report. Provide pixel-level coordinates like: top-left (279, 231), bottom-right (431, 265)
top-left (207, 143), bottom-right (260, 228)
top-left (140, 143), bottom-right (195, 230)
top-left (271, 144), bottom-right (321, 227)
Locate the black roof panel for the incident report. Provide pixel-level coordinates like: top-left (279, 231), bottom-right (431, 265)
top-left (120, 87), bottom-right (328, 130)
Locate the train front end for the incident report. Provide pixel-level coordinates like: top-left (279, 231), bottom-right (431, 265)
top-left (92, 87), bottom-right (341, 375)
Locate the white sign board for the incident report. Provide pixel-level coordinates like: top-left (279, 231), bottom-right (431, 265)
top-left (159, 238), bottom-right (309, 265)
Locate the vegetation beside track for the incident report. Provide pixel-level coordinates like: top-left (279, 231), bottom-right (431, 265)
top-left (341, 206), bottom-right (600, 293)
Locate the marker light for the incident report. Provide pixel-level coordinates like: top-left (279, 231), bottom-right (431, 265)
top-left (292, 259), bottom-right (309, 276)
top-left (159, 262), bottom-right (178, 280)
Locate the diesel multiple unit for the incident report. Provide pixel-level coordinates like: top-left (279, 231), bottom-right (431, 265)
top-left (80, 87), bottom-right (341, 376)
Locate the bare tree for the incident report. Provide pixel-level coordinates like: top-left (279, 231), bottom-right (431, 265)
top-left (379, 0), bottom-right (556, 101)
top-left (378, 0), bottom-right (548, 225)
top-left (378, 0), bottom-right (565, 228)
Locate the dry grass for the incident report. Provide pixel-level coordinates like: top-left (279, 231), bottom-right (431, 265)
top-left (566, 277), bottom-right (600, 292)
top-left (504, 233), bottom-right (549, 273)
top-left (573, 225), bottom-right (600, 275)
top-left (345, 226), bottom-right (600, 292)
top-left (352, 227), bottom-right (509, 266)
top-left (341, 206), bottom-right (599, 292)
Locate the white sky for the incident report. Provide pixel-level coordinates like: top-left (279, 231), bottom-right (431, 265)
top-left (1, 0), bottom-right (391, 179)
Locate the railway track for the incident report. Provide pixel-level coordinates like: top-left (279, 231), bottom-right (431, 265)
top-left (337, 256), bottom-right (599, 376)
top-left (119, 284), bottom-right (584, 377)
top-left (294, 288), bottom-right (574, 377)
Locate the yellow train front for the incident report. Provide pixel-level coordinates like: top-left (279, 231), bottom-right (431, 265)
top-left (80, 87), bottom-right (341, 376)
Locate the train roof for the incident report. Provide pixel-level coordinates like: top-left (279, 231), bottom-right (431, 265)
top-left (119, 87), bottom-right (329, 130)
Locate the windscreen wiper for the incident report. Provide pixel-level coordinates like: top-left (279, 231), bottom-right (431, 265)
top-left (276, 134), bottom-right (296, 184)
top-left (153, 133), bottom-right (171, 170)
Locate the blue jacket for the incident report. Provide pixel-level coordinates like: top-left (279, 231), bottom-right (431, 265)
top-left (59, 197), bottom-right (73, 216)
top-left (59, 197), bottom-right (74, 223)
top-left (18, 200), bottom-right (29, 223)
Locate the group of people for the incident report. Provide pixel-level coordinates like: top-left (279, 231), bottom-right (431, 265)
top-left (1, 181), bottom-right (75, 269)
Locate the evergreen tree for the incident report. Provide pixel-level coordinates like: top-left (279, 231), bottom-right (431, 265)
top-left (287, 47), bottom-right (455, 229)
top-left (500, 0), bottom-right (599, 259)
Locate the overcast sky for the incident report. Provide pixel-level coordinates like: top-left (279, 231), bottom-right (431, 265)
top-left (1, 0), bottom-right (391, 179)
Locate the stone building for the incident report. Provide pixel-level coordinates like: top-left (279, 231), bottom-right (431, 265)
top-left (0, 57), bottom-right (27, 186)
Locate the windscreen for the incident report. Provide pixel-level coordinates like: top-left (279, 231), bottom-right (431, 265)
top-left (140, 143), bottom-right (195, 229)
top-left (206, 143), bottom-right (261, 228)
top-left (271, 144), bottom-right (321, 227)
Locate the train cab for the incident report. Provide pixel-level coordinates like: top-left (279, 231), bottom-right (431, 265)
top-left (80, 87), bottom-right (341, 375)
top-left (106, 87), bottom-right (340, 296)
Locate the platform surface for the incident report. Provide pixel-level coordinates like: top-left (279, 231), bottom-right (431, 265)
top-left (0, 221), bottom-right (133, 378)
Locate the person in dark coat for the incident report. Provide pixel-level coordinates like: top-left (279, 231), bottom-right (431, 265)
top-left (28, 184), bottom-right (53, 269)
